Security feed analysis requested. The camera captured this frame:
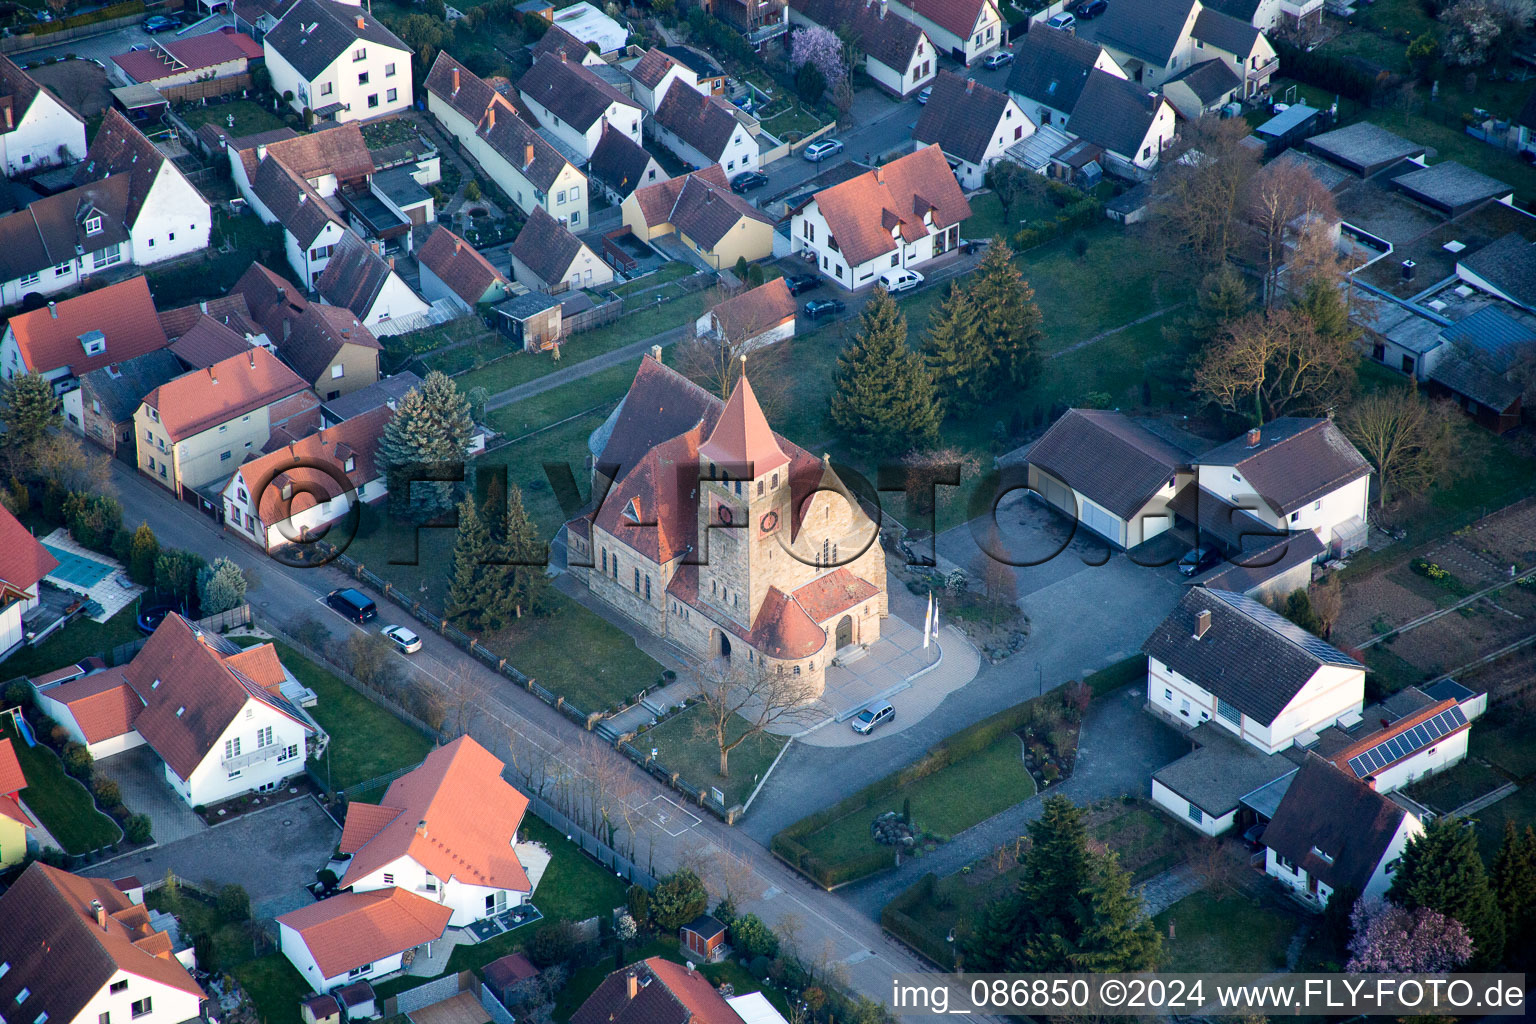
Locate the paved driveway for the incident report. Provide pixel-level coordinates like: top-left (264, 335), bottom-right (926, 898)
top-left (84, 797), bottom-right (341, 919)
top-left (13, 12), bottom-right (233, 65)
top-left (97, 745), bottom-right (206, 846)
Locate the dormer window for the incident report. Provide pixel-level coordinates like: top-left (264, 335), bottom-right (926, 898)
top-left (85, 215), bottom-right (102, 235)
top-left (1311, 845), bottom-right (1334, 865)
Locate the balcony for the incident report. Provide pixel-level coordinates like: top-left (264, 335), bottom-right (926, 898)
top-left (222, 742), bottom-right (294, 773)
top-left (1247, 56), bottom-right (1279, 81)
top-left (1280, 0), bottom-right (1324, 17)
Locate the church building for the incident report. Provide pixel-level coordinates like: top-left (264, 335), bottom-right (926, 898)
top-left (565, 351), bottom-right (887, 696)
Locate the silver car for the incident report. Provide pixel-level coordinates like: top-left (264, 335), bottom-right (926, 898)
top-left (803, 139), bottom-right (845, 162)
top-left (851, 702), bottom-right (895, 735)
top-left (381, 624), bottom-right (422, 654)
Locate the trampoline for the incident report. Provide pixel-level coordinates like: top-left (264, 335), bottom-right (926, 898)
top-left (42, 543), bottom-right (116, 589)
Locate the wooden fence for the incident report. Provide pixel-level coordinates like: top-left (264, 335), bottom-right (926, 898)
top-left (158, 73), bottom-right (254, 104)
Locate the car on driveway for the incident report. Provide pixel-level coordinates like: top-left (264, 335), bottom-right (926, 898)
top-left (143, 15), bottom-right (177, 32)
top-left (803, 139), bottom-right (844, 162)
top-left (984, 50), bottom-right (1014, 69)
top-left (1178, 544), bottom-right (1223, 577)
top-left (785, 273), bottom-right (820, 295)
top-left (878, 268), bottom-right (923, 293)
top-left (851, 702), bottom-right (895, 735)
top-left (381, 624), bottom-right (423, 654)
top-left (1075, 0), bottom-right (1108, 17)
top-left (731, 170), bottom-right (769, 194)
top-left (1047, 11), bottom-right (1077, 29)
top-left (804, 298), bottom-right (845, 319)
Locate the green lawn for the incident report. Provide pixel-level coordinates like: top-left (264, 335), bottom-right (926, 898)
top-left (1, 605), bottom-right (142, 680)
top-left (1403, 760), bottom-right (1510, 815)
top-left (611, 262), bottom-right (697, 297)
top-left (1088, 804), bottom-right (1189, 884)
top-left (640, 706), bottom-right (788, 808)
top-left (484, 359), bottom-right (637, 436)
top-left (146, 886), bottom-right (256, 972)
top-left (270, 642), bottom-right (434, 792)
top-left (235, 954), bottom-right (310, 1024)
top-left (1469, 782), bottom-right (1536, 860)
top-left (798, 732), bottom-right (1036, 866)
top-left (493, 594), bottom-right (665, 713)
top-left (146, 211), bottom-right (285, 308)
top-left (1, 717), bottom-right (120, 854)
top-left (177, 100), bottom-right (288, 134)
top-left (1153, 889), bottom-right (1306, 972)
top-left (1473, 713), bottom-right (1536, 779)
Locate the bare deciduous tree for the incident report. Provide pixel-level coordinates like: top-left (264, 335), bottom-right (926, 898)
top-left (1192, 307), bottom-right (1357, 424)
top-left (507, 729), bottom-right (557, 800)
top-left (1152, 115), bottom-right (1260, 272)
top-left (691, 659), bottom-right (821, 776)
top-left (675, 285), bottom-right (794, 419)
top-left (1340, 388), bottom-right (1457, 508)
top-left (970, 523), bottom-right (1018, 626)
top-left (1244, 158), bottom-right (1338, 306)
top-left (1311, 577), bottom-right (1344, 639)
top-left (444, 661), bottom-right (482, 739)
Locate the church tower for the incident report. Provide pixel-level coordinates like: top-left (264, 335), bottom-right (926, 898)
top-left (696, 371), bottom-right (791, 632)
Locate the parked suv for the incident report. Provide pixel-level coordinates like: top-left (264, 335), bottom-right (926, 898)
top-left (851, 702), bottom-right (895, 735)
top-left (144, 15), bottom-right (177, 32)
top-left (326, 588), bottom-right (378, 622)
top-left (1047, 11), bottom-right (1076, 29)
top-left (803, 139), bottom-right (844, 162)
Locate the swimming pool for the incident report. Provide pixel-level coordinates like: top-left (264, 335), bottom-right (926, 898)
top-left (42, 543), bottom-right (117, 589)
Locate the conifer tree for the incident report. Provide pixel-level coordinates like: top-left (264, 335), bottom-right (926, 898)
top-left (922, 282), bottom-right (985, 413)
top-left (967, 237), bottom-right (1044, 391)
top-left (377, 371), bottom-right (474, 522)
top-left (1293, 276), bottom-right (1354, 345)
top-left (1388, 816), bottom-right (1505, 967)
top-left (1492, 821), bottom-right (1536, 967)
top-left (480, 485), bottom-right (548, 628)
top-left (829, 287), bottom-right (940, 454)
top-left (1070, 855), bottom-right (1163, 972)
top-left (446, 495), bottom-right (490, 628)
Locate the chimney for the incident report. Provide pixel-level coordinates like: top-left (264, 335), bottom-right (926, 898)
top-left (966, 79), bottom-right (975, 94)
top-left (48, 300), bottom-right (57, 319)
top-left (560, 49), bottom-right (568, 63)
top-left (299, 191), bottom-right (308, 205)
top-left (389, 256), bottom-right (396, 270)
top-left (1194, 609), bottom-right (1212, 639)
top-left (199, 300), bottom-right (208, 313)
top-left (451, 67), bottom-right (460, 94)
top-left (1246, 427), bottom-right (1261, 448)
top-left (248, 351), bottom-right (256, 368)
top-left (91, 899), bottom-right (106, 929)
top-left (879, 0), bottom-right (887, 16)
top-left (208, 367), bottom-right (218, 384)
top-left (417, 818), bottom-right (428, 837)
top-left (626, 972), bottom-right (638, 1000)
top-left (277, 286), bottom-right (286, 301)
top-left (1401, 258), bottom-right (1416, 281)
top-left (454, 239), bottom-right (462, 254)
top-left (524, 142), bottom-right (534, 167)
top-left (356, 14), bottom-right (366, 29)
top-left (874, 166), bottom-right (884, 184)
top-left (1364, 777), bottom-right (1377, 791)
top-left (650, 343), bottom-right (663, 362)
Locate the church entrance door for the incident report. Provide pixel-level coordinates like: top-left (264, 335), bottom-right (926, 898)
top-left (835, 615), bottom-right (854, 649)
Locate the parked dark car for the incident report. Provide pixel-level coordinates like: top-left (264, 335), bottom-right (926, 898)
top-left (784, 273), bottom-right (819, 295)
top-left (804, 298), bottom-right (846, 319)
top-left (326, 588), bottom-right (378, 622)
top-left (730, 170), bottom-right (769, 194)
top-left (1075, 0), bottom-right (1108, 17)
top-left (1178, 544), bottom-right (1223, 577)
top-left (143, 15), bottom-right (177, 32)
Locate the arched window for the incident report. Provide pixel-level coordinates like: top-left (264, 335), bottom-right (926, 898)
top-left (601, 549), bottom-right (607, 573)
top-left (757, 480), bottom-right (765, 496)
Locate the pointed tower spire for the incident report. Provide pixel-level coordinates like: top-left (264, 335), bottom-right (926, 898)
top-left (699, 371), bottom-right (789, 478)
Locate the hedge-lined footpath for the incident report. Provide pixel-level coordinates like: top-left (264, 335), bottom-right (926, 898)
top-left (770, 654), bottom-right (1147, 889)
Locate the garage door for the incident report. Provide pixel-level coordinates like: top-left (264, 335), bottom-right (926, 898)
top-left (1079, 499), bottom-right (1121, 545)
top-left (1036, 471), bottom-right (1074, 514)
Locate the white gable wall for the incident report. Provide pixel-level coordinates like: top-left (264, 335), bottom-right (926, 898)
top-left (1265, 811), bottom-right (1420, 906)
top-left (67, 969), bottom-right (202, 1024)
top-left (278, 920), bottom-right (406, 993)
top-left (519, 90), bottom-right (642, 162)
top-left (1147, 656), bottom-right (1364, 754)
top-left (1, 87), bottom-right (87, 175)
top-left (30, 685), bottom-right (146, 759)
top-left (128, 162), bottom-right (211, 266)
top-left (162, 696), bottom-right (309, 807)
top-left (269, 43), bottom-right (413, 124)
top-left (350, 270), bottom-right (430, 326)
top-left (349, 853), bottom-right (529, 926)
top-left (1151, 777), bottom-right (1233, 836)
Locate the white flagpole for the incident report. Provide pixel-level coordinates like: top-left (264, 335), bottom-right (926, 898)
top-left (923, 591), bottom-right (934, 649)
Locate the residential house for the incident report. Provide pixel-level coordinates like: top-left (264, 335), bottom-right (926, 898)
top-left (166, 315), bottom-right (265, 370)
top-left (222, 405), bottom-right (391, 550)
top-left (549, 1), bottom-right (629, 56)
top-left (280, 303), bottom-right (381, 400)
top-left (335, 735), bottom-right (542, 925)
top-left (424, 53), bottom-right (590, 228)
top-left (30, 659), bottom-right (143, 759)
top-left (652, 83), bottom-right (759, 176)
top-left (661, 46), bottom-right (729, 95)
top-left (265, 0), bottom-right (413, 122)
top-left (252, 156), bottom-right (351, 286)
top-left (1093, 0), bottom-right (1277, 99)
top-left (912, 71), bottom-right (1033, 189)
top-left (1006, 27), bottom-right (1126, 130)
top-left (573, 957), bottom-right (772, 1024)
top-left (518, 51), bottom-right (644, 164)
top-left (0, 863), bottom-right (205, 1024)
top-left (0, 53), bottom-right (87, 176)
top-left (1025, 409), bottom-right (1191, 550)
top-left (1064, 70), bottom-right (1177, 174)
top-left (158, 294), bottom-right (266, 343)
top-left (235, 0), bottom-right (299, 40)
top-left (417, 225), bottom-right (517, 307)
top-left (623, 166), bottom-right (776, 269)
top-left (511, 206), bottom-right (614, 294)
top-left (1262, 753), bottom-right (1423, 907)
top-left (110, 29), bottom-right (264, 89)
top-left (1317, 685), bottom-right (1480, 794)
top-left (695, 278), bottom-right (796, 352)
top-left (1145, 587), bottom-right (1365, 757)
top-left (705, 0), bottom-right (790, 47)
top-left (227, 122), bottom-right (374, 216)
top-left (0, 276), bottom-right (168, 394)
top-left (627, 48), bottom-right (698, 114)
top-left (529, 22), bottom-right (608, 68)
top-left (319, 369), bottom-right (422, 425)
top-left (790, 145), bottom-right (970, 290)
top-left (77, 349), bottom-right (187, 460)
top-left (135, 347), bottom-right (318, 498)
top-left (316, 233), bottom-right (431, 327)
top-left (888, 0), bottom-right (1001, 65)
top-left (1206, 0), bottom-right (1323, 35)
top-left (1162, 58), bottom-right (1243, 119)
top-left (1194, 418), bottom-right (1371, 558)
top-left (0, 110), bottom-right (210, 306)
top-left (788, 0), bottom-right (935, 98)
top-left (0, 506), bottom-right (55, 661)
top-left (278, 888), bottom-right (453, 993)
top-left (0, 737), bottom-right (33, 867)
top-left (588, 122), bottom-right (663, 204)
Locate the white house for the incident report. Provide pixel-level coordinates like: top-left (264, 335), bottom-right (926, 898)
top-left (695, 277), bottom-right (797, 352)
top-left (888, 0), bottom-right (1001, 65)
top-left (1262, 753), bottom-right (1423, 907)
top-left (316, 232), bottom-right (431, 327)
top-left (0, 53), bottom-right (87, 176)
top-left (277, 888), bottom-right (452, 992)
top-left (0, 110), bottom-right (210, 306)
top-left (912, 71), bottom-right (1033, 189)
top-left (1196, 418), bottom-right (1372, 559)
top-left (1066, 69), bottom-right (1178, 174)
top-left (0, 504), bottom-right (57, 660)
top-left (0, 864), bottom-right (206, 1024)
top-left (223, 405), bottom-right (391, 550)
top-left (588, 122), bottom-right (664, 204)
top-left (335, 736), bottom-right (546, 926)
top-left (0, 276), bottom-right (169, 395)
top-left (651, 83), bottom-right (758, 176)
top-left (1206, 0), bottom-right (1323, 35)
top-left (424, 52), bottom-right (590, 228)
top-left (1144, 588), bottom-right (1366, 756)
top-left (627, 47), bottom-right (699, 114)
top-left (1093, 0), bottom-right (1277, 99)
top-left (518, 51), bottom-right (644, 164)
top-left (788, 0), bottom-right (936, 98)
top-left (252, 155), bottom-right (351, 286)
top-left (791, 144), bottom-right (970, 291)
top-left (264, 0), bottom-right (413, 124)
top-left (226, 121), bottom-right (375, 221)
top-left (1006, 27), bottom-right (1127, 131)
top-left (510, 206), bottom-right (614, 294)
top-left (30, 661), bottom-right (147, 760)
top-left (1319, 686), bottom-right (1482, 795)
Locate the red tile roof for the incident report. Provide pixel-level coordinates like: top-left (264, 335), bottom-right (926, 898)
top-left (699, 374), bottom-right (789, 478)
top-left (417, 225), bottom-right (510, 306)
top-left (806, 144), bottom-right (969, 266)
top-left (232, 260), bottom-right (310, 337)
top-left (900, 0), bottom-right (991, 39)
top-left (142, 346), bottom-right (310, 442)
top-left (38, 672), bottom-right (141, 744)
top-left (792, 567), bottom-right (880, 623)
top-left (0, 503), bottom-right (58, 597)
top-left (595, 426), bottom-right (705, 565)
top-left (3, 276), bottom-right (168, 377)
top-left (747, 587), bottom-right (826, 660)
top-left (158, 294), bottom-right (258, 341)
top-left (277, 887), bottom-right (452, 980)
top-left (338, 736), bottom-right (532, 892)
top-left (1329, 699), bottom-right (1465, 781)
top-left (0, 793), bottom-right (33, 828)
top-left (168, 315), bottom-right (252, 369)
top-left (235, 405), bottom-right (392, 527)
top-left (111, 29), bottom-right (263, 84)
top-left (704, 278), bottom-right (796, 344)
top-left (0, 737), bottom-right (26, 796)
top-left (572, 957), bottom-right (743, 1024)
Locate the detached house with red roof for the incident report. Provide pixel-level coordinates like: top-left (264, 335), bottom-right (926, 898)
top-left (1, 276), bottom-right (168, 397)
top-left (573, 956), bottom-right (784, 1024)
top-left (0, 863), bottom-right (206, 1024)
top-left (0, 736), bottom-right (35, 867)
top-left (789, 144), bottom-right (970, 291)
top-left (0, 53), bottom-right (87, 176)
top-left (566, 354), bottom-right (887, 696)
top-left (622, 166), bottom-right (776, 269)
top-left (0, 502), bottom-right (59, 660)
top-left (889, 0), bottom-right (1002, 65)
top-left (416, 225), bottom-right (517, 308)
